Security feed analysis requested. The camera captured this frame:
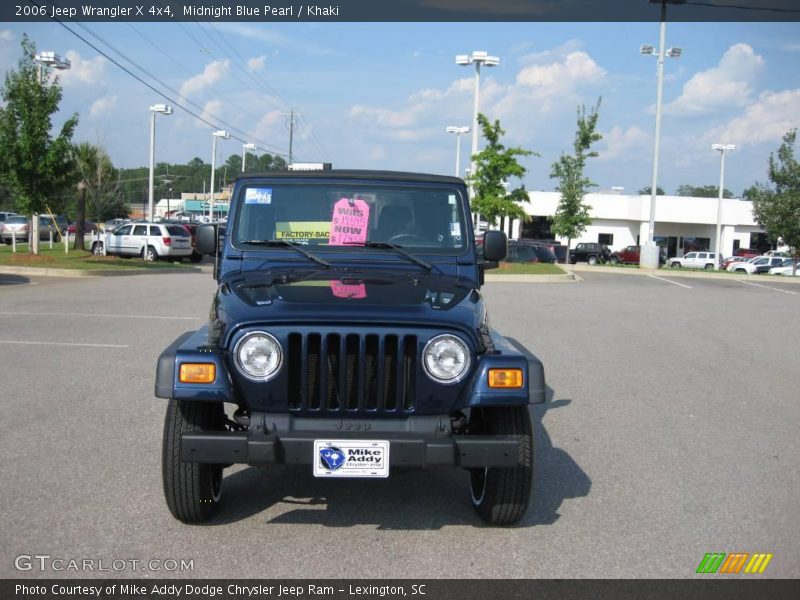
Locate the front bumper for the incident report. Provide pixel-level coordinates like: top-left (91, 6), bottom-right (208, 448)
top-left (181, 414), bottom-right (521, 469)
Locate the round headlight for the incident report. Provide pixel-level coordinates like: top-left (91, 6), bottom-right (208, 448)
top-left (234, 332), bottom-right (283, 381)
top-left (423, 334), bottom-right (470, 383)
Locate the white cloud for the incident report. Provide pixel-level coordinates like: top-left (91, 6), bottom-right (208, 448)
top-left (197, 100), bottom-right (225, 128)
top-left (179, 60), bottom-right (230, 98)
top-left (515, 51), bottom-right (606, 91)
top-left (598, 126), bottom-right (650, 161)
top-left (701, 88), bottom-right (800, 147)
top-left (89, 95), bottom-right (117, 118)
top-left (253, 109), bottom-right (284, 141)
top-left (58, 51), bottom-right (107, 86)
top-left (247, 55), bottom-right (266, 71)
top-left (664, 44), bottom-right (765, 115)
top-left (0, 30), bottom-right (14, 42)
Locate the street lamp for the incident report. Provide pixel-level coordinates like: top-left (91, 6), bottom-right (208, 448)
top-left (242, 143), bottom-right (257, 172)
top-left (639, 0), bottom-right (685, 268)
top-left (712, 143), bottom-right (735, 270)
top-left (209, 130), bottom-right (230, 221)
top-left (34, 51), bottom-right (71, 84)
top-left (456, 51), bottom-right (499, 191)
top-left (445, 126), bottom-right (470, 177)
top-left (148, 104), bottom-right (173, 222)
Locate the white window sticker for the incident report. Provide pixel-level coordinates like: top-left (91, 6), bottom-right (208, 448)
top-left (448, 194), bottom-right (456, 205)
top-left (245, 187), bottom-right (272, 204)
top-left (450, 222), bottom-right (461, 237)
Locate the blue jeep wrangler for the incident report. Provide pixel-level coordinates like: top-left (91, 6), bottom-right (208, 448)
top-left (155, 169), bottom-right (545, 525)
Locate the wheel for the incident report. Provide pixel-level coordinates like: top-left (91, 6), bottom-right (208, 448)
top-left (468, 406), bottom-right (534, 526)
top-left (671, 261), bottom-right (681, 268)
top-left (190, 252), bottom-right (203, 263)
top-left (162, 399), bottom-right (225, 524)
top-left (735, 268), bottom-right (746, 273)
top-left (704, 263), bottom-right (713, 270)
top-left (569, 257), bottom-right (577, 265)
top-left (143, 245), bottom-right (158, 262)
top-left (53, 233), bottom-right (61, 243)
top-left (92, 242), bottom-right (104, 256)
top-left (587, 255), bottom-right (598, 266)
top-left (609, 256), bottom-right (619, 265)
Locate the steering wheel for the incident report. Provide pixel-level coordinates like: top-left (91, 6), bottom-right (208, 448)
top-left (388, 233), bottom-right (430, 245)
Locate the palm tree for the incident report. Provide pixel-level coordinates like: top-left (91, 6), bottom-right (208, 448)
top-left (72, 142), bottom-right (116, 250)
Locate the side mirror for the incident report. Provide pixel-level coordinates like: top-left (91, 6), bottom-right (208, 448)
top-left (196, 224), bottom-right (218, 255)
top-left (483, 230), bottom-right (507, 262)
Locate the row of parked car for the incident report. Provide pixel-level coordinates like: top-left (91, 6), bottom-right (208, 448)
top-left (86, 221), bottom-right (203, 262)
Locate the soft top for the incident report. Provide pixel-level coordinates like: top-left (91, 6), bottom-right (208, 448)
top-left (234, 170), bottom-right (465, 185)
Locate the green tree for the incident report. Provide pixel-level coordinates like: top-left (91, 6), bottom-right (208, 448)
top-left (72, 142), bottom-right (119, 249)
top-left (675, 184), bottom-right (734, 198)
top-left (0, 35), bottom-right (78, 253)
top-left (638, 186), bottom-right (664, 195)
top-left (470, 113), bottom-right (535, 237)
top-left (549, 100), bottom-right (602, 261)
top-left (750, 129), bottom-right (800, 275)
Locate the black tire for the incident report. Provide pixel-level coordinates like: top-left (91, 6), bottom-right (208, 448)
top-left (143, 245), bottom-right (158, 262)
top-left (704, 263), bottom-right (713, 270)
top-left (53, 233), bottom-right (61, 243)
top-left (735, 268), bottom-right (746, 273)
top-left (671, 261), bottom-right (681, 268)
top-left (569, 257), bottom-right (577, 265)
top-left (469, 406), bottom-right (534, 526)
top-left (92, 242), bottom-right (103, 256)
top-left (190, 252), bottom-right (203, 263)
top-left (609, 256), bottom-right (619, 265)
top-left (587, 255), bottom-right (598, 266)
top-left (162, 399), bottom-right (225, 524)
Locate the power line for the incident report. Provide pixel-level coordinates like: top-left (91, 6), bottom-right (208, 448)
top-left (684, 1), bottom-right (800, 13)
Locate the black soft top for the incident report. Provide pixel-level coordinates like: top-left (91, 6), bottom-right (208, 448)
top-left (234, 170), bottom-right (464, 185)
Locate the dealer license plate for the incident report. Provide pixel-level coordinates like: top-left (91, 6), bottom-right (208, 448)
top-left (313, 440), bottom-right (390, 478)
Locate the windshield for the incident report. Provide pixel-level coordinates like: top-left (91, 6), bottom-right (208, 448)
top-left (232, 182), bottom-right (468, 256)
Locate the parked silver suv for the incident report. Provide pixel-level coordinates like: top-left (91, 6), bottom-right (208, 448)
top-left (89, 222), bottom-right (192, 261)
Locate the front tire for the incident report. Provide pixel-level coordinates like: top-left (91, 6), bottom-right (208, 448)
top-left (468, 406), bottom-right (534, 526)
top-left (671, 261), bottom-right (681, 268)
top-left (162, 399), bottom-right (225, 524)
top-left (587, 255), bottom-right (598, 266)
top-left (92, 242), bottom-right (104, 256)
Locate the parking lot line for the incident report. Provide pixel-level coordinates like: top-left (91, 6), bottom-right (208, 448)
top-left (647, 274), bottom-right (692, 289)
top-left (0, 310), bottom-right (201, 321)
top-left (738, 280), bottom-right (798, 296)
top-left (0, 340), bottom-right (128, 348)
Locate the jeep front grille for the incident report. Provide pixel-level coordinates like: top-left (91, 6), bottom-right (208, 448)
top-left (287, 332), bottom-right (417, 414)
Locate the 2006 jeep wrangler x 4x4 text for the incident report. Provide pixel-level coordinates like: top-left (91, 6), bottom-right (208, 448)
top-left (155, 168), bottom-right (545, 525)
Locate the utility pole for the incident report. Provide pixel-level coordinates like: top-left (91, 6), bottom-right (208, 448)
top-left (286, 110), bottom-right (298, 164)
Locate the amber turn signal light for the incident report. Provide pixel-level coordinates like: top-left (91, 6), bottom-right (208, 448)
top-left (179, 363), bottom-right (216, 384)
top-left (488, 368), bottom-right (523, 388)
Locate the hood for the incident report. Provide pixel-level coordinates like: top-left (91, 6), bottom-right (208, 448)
top-left (208, 267), bottom-right (484, 347)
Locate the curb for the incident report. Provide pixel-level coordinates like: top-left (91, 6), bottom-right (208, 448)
top-left (0, 265), bottom-right (200, 278)
top-left (567, 263), bottom-right (800, 284)
top-left (486, 272), bottom-right (580, 283)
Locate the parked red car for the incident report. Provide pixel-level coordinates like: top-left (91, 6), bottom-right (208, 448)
top-left (610, 245), bottom-right (667, 265)
top-left (67, 221), bottom-right (97, 234)
top-left (734, 248), bottom-right (760, 259)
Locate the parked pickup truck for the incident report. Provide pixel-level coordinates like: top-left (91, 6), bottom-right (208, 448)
top-left (87, 222), bottom-right (192, 261)
top-left (609, 245), bottom-right (666, 266)
top-left (155, 167), bottom-right (546, 526)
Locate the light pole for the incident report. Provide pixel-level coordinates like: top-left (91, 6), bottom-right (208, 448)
top-left (712, 144), bottom-right (735, 270)
top-left (148, 104), bottom-right (173, 222)
top-left (31, 51), bottom-right (70, 255)
top-left (456, 51), bottom-right (499, 190)
top-left (446, 126), bottom-right (470, 177)
top-left (639, 0), bottom-right (685, 268)
top-left (209, 130), bottom-right (230, 222)
top-left (34, 51), bottom-right (71, 84)
top-left (242, 143), bottom-right (257, 172)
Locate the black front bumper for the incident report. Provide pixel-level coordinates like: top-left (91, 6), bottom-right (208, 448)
top-left (181, 415), bottom-right (521, 468)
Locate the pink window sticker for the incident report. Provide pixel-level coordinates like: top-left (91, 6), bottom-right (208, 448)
top-left (330, 281), bottom-right (367, 299)
top-left (329, 198), bottom-right (370, 246)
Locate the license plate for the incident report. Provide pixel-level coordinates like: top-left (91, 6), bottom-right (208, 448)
top-left (313, 440), bottom-right (390, 478)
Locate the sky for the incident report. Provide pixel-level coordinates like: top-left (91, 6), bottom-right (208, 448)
top-left (1, 20), bottom-right (799, 197)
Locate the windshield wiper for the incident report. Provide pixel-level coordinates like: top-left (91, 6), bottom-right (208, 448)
top-left (344, 240), bottom-right (433, 271)
top-left (240, 239), bottom-right (331, 268)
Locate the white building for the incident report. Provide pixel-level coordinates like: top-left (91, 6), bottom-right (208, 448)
top-left (508, 192), bottom-right (768, 258)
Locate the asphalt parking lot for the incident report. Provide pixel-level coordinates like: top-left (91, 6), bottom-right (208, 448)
top-left (1, 269), bottom-right (798, 578)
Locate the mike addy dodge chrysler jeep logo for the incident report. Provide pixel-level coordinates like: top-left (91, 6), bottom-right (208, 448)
top-left (696, 552), bottom-right (773, 574)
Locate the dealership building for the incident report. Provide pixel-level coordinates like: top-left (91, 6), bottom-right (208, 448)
top-left (509, 192), bottom-right (769, 258)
